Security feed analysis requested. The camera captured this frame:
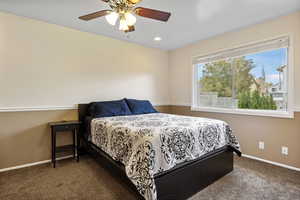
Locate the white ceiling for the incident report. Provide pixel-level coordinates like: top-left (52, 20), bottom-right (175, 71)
top-left (0, 0), bottom-right (299, 50)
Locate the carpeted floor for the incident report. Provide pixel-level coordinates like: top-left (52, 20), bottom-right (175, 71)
top-left (1, 156), bottom-right (300, 200)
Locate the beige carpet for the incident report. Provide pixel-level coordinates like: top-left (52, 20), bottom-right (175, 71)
top-left (0, 156), bottom-right (299, 200)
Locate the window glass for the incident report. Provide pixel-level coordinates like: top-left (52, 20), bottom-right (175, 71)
top-left (196, 48), bottom-right (288, 111)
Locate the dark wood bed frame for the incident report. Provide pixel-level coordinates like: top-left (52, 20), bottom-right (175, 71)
top-left (78, 104), bottom-right (238, 200)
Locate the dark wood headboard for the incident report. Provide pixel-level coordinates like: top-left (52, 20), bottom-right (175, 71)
top-left (78, 104), bottom-right (89, 135)
top-left (78, 104), bottom-right (89, 123)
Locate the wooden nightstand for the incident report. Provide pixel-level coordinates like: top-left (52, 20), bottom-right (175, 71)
top-left (49, 121), bottom-right (81, 168)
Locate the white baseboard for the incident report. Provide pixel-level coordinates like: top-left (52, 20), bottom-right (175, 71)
top-left (0, 155), bottom-right (73, 173)
top-left (2, 154), bottom-right (299, 174)
top-left (242, 154), bottom-right (300, 172)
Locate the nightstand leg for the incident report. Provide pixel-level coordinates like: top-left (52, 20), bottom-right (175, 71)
top-left (73, 130), bottom-right (76, 159)
top-left (51, 128), bottom-right (56, 168)
top-left (76, 128), bottom-right (80, 162)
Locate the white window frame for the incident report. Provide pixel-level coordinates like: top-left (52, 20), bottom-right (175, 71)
top-left (191, 35), bottom-right (294, 118)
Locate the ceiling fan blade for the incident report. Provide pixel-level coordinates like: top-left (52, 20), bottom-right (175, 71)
top-left (101, 0), bottom-right (109, 2)
top-left (79, 10), bottom-right (111, 21)
top-left (125, 26), bottom-right (135, 33)
top-left (134, 7), bottom-right (171, 22)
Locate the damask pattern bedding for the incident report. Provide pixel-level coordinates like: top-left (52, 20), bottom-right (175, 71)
top-left (90, 113), bottom-right (240, 200)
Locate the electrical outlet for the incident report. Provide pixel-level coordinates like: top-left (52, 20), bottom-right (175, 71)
top-left (259, 141), bottom-right (264, 150)
top-left (282, 146), bottom-right (288, 155)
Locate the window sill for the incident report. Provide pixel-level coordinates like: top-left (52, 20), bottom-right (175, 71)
top-left (191, 106), bottom-right (294, 119)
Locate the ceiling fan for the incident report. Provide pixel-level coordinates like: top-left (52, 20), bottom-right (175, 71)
top-left (79, 0), bottom-right (171, 33)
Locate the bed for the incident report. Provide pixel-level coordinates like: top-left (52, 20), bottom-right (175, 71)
top-left (78, 100), bottom-right (241, 200)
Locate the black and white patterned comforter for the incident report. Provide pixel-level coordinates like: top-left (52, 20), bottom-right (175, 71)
top-left (90, 113), bottom-right (240, 200)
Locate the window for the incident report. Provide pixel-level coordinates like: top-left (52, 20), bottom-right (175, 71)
top-left (192, 36), bottom-right (293, 118)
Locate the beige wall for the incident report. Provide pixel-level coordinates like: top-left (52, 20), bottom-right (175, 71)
top-left (0, 106), bottom-right (169, 169)
top-left (168, 12), bottom-right (300, 168)
top-left (0, 12), bottom-right (169, 109)
top-left (0, 11), bottom-right (170, 169)
top-left (0, 110), bottom-right (77, 169)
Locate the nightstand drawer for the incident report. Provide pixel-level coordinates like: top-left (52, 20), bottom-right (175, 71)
top-left (53, 124), bottom-right (76, 132)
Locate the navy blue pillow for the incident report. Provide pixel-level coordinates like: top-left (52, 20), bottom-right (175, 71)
top-left (88, 99), bottom-right (132, 118)
top-left (125, 98), bottom-right (158, 115)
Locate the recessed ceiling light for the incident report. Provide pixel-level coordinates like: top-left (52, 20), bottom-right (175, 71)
top-left (154, 37), bottom-right (162, 41)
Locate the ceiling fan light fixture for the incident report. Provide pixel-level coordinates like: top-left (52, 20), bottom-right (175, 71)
top-left (105, 11), bottom-right (119, 26)
top-left (119, 17), bottom-right (129, 31)
top-left (124, 12), bottom-right (137, 26)
top-left (154, 36), bottom-right (162, 41)
top-left (127, 0), bottom-right (142, 4)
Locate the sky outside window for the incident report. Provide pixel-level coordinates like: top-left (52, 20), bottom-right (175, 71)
top-left (246, 48), bottom-right (287, 85)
